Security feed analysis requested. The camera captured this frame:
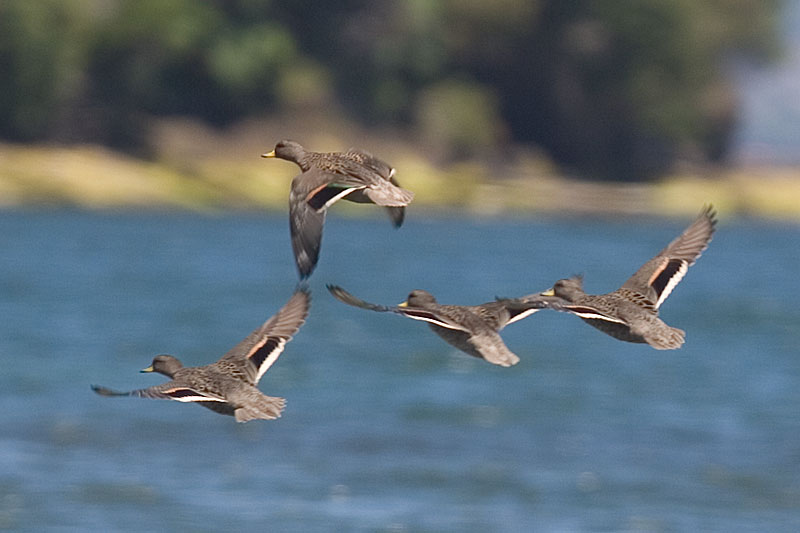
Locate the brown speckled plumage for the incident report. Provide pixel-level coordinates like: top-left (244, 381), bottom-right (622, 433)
top-left (327, 285), bottom-right (563, 367)
top-left (263, 140), bottom-right (414, 279)
top-left (92, 288), bottom-right (310, 422)
top-left (506, 205), bottom-right (717, 349)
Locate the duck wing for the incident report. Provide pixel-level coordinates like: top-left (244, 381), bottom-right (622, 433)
top-left (289, 181), bottom-right (328, 279)
top-left (327, 285), bottom-right (470, 332)
top-left (91, 382), bottom-right (228, 403)
top-left (215, 288), bottom-right (311, 385)
top-left (621, 205), bottom-right (716, 309)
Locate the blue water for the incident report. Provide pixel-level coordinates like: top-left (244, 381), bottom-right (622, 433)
top-left (1, 208), bottom-right (799, 532)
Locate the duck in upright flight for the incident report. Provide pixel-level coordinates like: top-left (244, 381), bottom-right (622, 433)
top-left (502, 205), bottom-right (717, 350)
top-left (92, 288), bottom-right (311, 422)
top-left (263, 140), bottom-right (414, 279)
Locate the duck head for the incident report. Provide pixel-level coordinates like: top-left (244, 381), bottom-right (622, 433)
top-left (141, 354), bottom-right (183, 378)
top-left (541, 276), bottom-right (585, 301)
top-left (262, 140), bottom-right (306, 163)
top-left (399, 289), bottom-right (437, 307)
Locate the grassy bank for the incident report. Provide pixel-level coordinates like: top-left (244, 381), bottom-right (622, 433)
top-left (2, 141), bottom-right (799, 221)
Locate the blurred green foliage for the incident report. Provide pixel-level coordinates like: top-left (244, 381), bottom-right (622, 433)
top-left (0, 0), bottom-right (781, 180)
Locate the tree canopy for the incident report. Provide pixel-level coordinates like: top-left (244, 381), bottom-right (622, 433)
top-left (0, 0), bottom-right (782, 180)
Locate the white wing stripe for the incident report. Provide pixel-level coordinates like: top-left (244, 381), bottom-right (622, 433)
top-left (505, 308), bottom-right (540, 326)
top-left (254, 338), bottom-right (288, 383)
top-left (401, 313), bottom-right (471, 332)
top-left (321, 187), bottom-right (361, 210)
top-left (166, 391), bottom-right (227, 403)
top-left (656, 262), bottom-right (688, 309)
top-left (567, 309), bottom-right (628, 324)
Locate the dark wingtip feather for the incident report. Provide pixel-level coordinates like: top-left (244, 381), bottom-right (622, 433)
top-left (91, 384), bottom-right (125, 397)
top-left (326, 284), bottom-right (347, 301)
top-left (386, 206), bottom-right (405, 228)
top-left (325, 284), bottom-right (390, 312)
top-left (700, 203), bottom-right (718, 227)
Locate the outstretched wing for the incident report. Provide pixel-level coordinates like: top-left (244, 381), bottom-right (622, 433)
top-left (327, 285), bottom-right (470, 332)
top-left (91, 383), bottom-right (227, 403)
top-left (289, 184), bottom-right (328, 279)
top-left (216, 288), bottom-right (311, 385)
top-left (301, 172), bottom-right (364, 212)
top-left (621, 205), bottom-right (717, 308)
top-left (499, 291), bottom-right (630, 325)
top-left (292, 165), bottom-right (393, 278)
top-left (494, 294), bottom-right (569, 323)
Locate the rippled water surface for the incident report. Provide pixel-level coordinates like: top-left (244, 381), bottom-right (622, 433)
top-left (1, 209), bottom-right (799, 532)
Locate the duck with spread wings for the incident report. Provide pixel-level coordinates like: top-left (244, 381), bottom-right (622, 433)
top-left (263, 140), bottom-right (414, 279)
top-left (92, 288), bottom-right (310, 422)
top-left (501, 205), bottom-right (717, 350)
top-left (327, 285), bottom-right (565, 367)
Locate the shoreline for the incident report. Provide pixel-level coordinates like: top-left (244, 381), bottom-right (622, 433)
top-left (2, 143), bottom-right (799, 221)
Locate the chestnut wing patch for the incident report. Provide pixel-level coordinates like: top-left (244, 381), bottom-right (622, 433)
top-left (307, 183), bottom-right (360, 211)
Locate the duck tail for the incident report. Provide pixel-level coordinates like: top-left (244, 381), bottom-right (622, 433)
top-left (234, 395), bottom-right (286, 422)
top-left (364, 182), bottom-right (414, 207)
top-left (645, 326), bottom-right (686, 350)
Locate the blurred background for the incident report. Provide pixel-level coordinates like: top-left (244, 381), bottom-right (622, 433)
top-left (2, 2), bottom-right (800, 532)
top-left (1, 0), bottom-right (798, 216)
